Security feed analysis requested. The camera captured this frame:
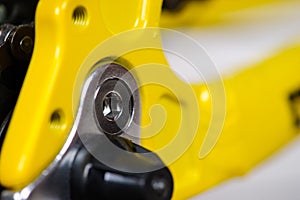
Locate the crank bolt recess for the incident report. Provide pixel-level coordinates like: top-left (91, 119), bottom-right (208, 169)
top-left (94, 77), bottom-right (134, 136)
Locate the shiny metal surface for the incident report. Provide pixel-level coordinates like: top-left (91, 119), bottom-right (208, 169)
top-left (77, 61), bottom-right (140, 142)
top-left (1, 60), bottom-right (141, 200)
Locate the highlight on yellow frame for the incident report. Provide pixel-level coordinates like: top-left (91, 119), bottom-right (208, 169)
top-left (0, 0), bottom-right (299, 200)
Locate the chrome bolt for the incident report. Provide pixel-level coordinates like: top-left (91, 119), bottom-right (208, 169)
top-left (19, 36), bottom-right (33, 54)
top-left (94, 77), bottom-right (134, 135)
top-left (102, 91), bottom-right (123, 121)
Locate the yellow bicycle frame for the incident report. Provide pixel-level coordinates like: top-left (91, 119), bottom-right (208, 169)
top-left (0, 0), bottom-right (299, 199)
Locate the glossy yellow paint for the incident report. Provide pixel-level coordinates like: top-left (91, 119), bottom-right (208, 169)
top-left (166, 43), bottom-right (300, 199)
top-left (0, 1), bottom-right (299, 200)
top-left (0, 0), bottom-right (163, 190)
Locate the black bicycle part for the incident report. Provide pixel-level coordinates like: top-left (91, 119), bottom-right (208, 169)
top-left (19, 136), bottom-right (174, 200)
top-left (0, 23), bottom-right (34, 148)
top-left (0, 0), bottom-right (39, 24)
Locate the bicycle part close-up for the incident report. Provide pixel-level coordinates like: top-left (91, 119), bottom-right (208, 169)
top-left (0, 0), bottom-right (300, 199)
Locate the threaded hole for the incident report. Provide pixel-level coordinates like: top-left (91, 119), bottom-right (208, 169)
top-left (72, 6), bottom-right (88, 26)
top-left (50, 110), bottom-right (65, 129)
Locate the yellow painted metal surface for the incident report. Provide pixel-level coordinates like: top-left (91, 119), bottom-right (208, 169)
top-left (0, 0), bottom-right (163, 189)
top-left (0, 0), bottom-right (299, 200)
top-left (166, 44), bottom-right (300, 199)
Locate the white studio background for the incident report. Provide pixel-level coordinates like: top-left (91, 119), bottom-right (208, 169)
top-left (161, 1), bottom-right (300, 199)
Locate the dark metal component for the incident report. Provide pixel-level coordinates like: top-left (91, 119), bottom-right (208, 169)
top-left (0, 24), bottom-right (14, 71)
top-left (2, 137), bottom-right (173, 200)
top-left (0, 23), bottom-right (34, 131)
top-left (0, 0), bottom-right (39, 24)
top-left (163, 0), bottom-right (183, 10)
top-left (0, 23), bottom-right (34, 126)
top-left (0, 111), bottom-right (11, 151)
top-left (162, 0), bottom-right (206, 11)
top-left (71, 137), bottom-right (173, 200)
top-left (95, 78), bottom-right (134, 136)
top-left (9, 25), bottom-right (34, 61)
top-left (76, 62), bottom-right (141, 142)
top-left (19, 36), bottom-right (33, 54)
top-left (289, 89), bottom-right (300, 128)
top-left (0, 84), bottom-right (16, 131)
top-left (0, 24), bottom-right (34, 84)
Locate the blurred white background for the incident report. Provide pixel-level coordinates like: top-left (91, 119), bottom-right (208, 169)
top-left (191, 136), bottom-right (300, 200)
top-left (162, 1), bottom-right (300, 199)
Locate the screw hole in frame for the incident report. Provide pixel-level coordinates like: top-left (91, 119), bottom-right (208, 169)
top-left (50, 110), bottom-right (65, 129)
top-left (72, 6), bottom-right (88, 26)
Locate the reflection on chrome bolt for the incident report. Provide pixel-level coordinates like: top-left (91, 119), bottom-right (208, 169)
top-left (102, 91), bottom-right (123, 121)
top-left (94, 74), bottom-right (135, 136)
top-left (151, 176), bottom-right (170, 197)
